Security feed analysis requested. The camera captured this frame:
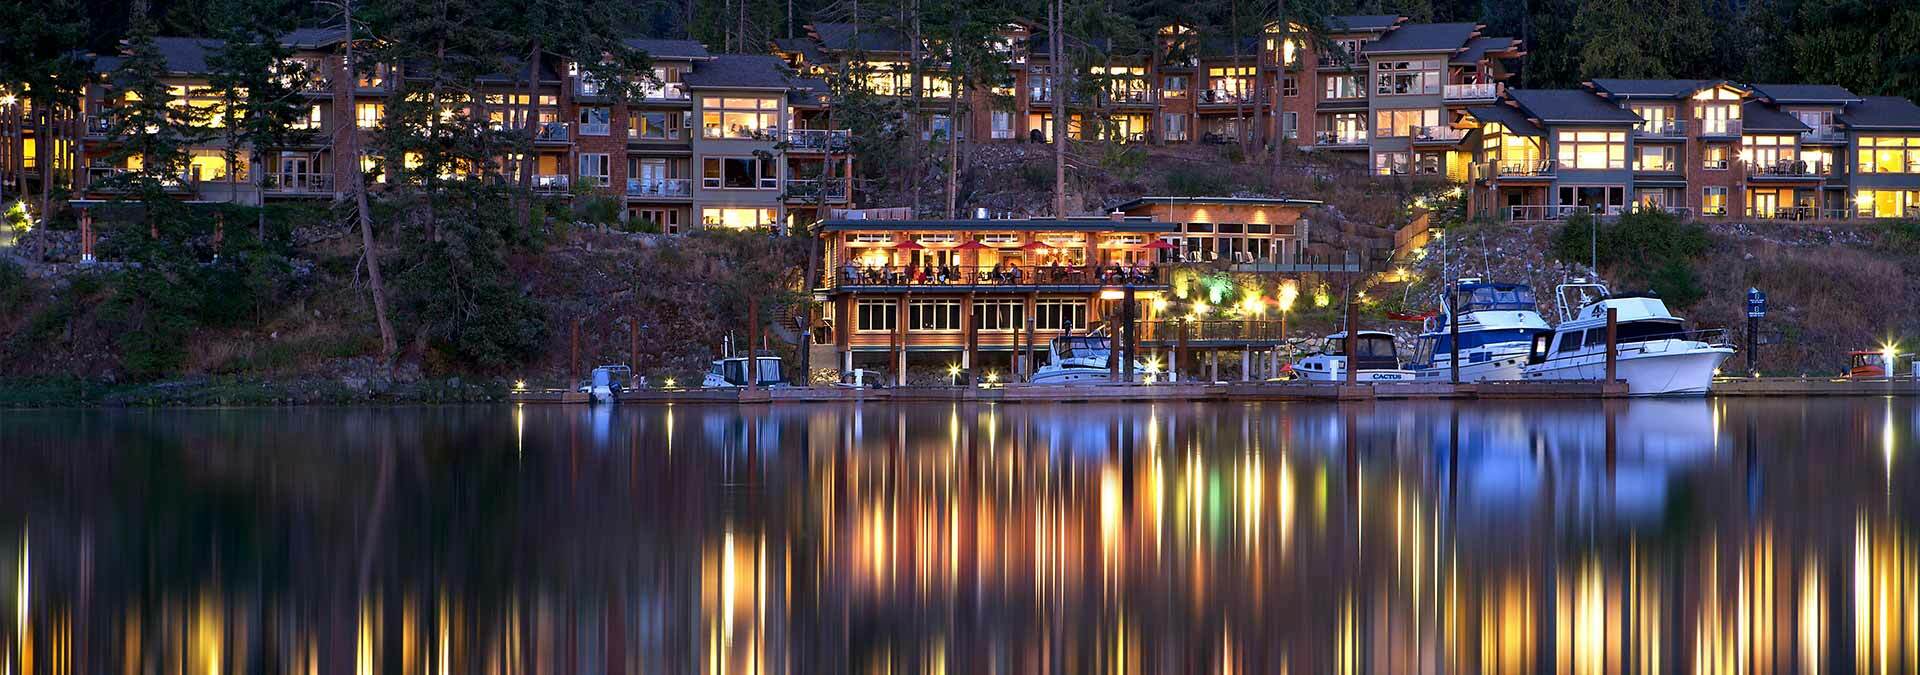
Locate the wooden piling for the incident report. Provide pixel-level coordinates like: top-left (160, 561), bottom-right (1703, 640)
top-left (1605, 307), bottom-right (1618, 384)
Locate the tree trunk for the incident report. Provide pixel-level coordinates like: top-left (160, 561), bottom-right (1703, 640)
top-left (518, 42), bottom-right (543, 227)
top-left (343, 0), bottom-right (398, 363)
top-left (1050, 0), bottom-right (1066, 217)
top-left (908, 0), bottom-right (923, 214)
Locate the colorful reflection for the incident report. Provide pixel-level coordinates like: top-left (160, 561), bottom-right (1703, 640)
top-left (0, 398), bottom-right (1917, 672)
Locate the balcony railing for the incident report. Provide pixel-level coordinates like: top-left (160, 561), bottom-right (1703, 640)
top-left (625, 178), bottom-right (690, 198)
top-left (1623, 204), bottom-right (1694, 219)
top-left (1105, 89), bottom-right (1155, 105)
top-left (832, 264), bottom-right (1163, 289)
top-left (1479, 160), bottom-right (1557, 178)
top-left (1442, 83), bottom-right (1497, 101)
top-left (627, 126), bottom-right (683, 142)
top-left (534, 121), bottom-right (570, 142)
top-left (1314, 131), bottom-right (1367, 146)
top-left (1198, 89), bottom-right (1253, 105)
top-left (1412, 125), bottom-right (1465, 142)
top-left (268, 172), bottom-right (335, 194)
top-left (577, 121), bottom-right (610, 136)
top-left (532, 174), bottom-right (570, 194)
top-left (1699, 119), bottom-right (1742, 136)
top-left (784, 178), bottom-right (848, 201)
top-left (702, 125), bottom-right (781, 141)
top-left (1317, 55), bottom-right (1357, 68)
top-left (1633, 160), bottom-right (1678, 173)
top-left (783, 128), bottom-right (851, 151)
top-left (86, 167), bottom-right (194, 191)
top-left (1507, 205), bottom-right (1609, 222)
top-left (84, 115), bottom-right (111, 136)
top-left (638, 83), bottom-right (689, 101)
top-left (1635, 120), bottom-right (1686, 138)
top-left (990, 129), bottom-right (1017, 140)
top-left (1747, 159), bottom-right (1829, 178)
top-left (1800, 125), bottom-right (1845, 142)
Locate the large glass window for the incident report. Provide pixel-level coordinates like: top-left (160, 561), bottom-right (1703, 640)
top-left (1744, 135), bottom-right (1797, 169)
top-left (702, 157), bottom-right (777, 189)
top-left (1374, 109), bottom-right (1439, 138)
top-left (1555, 130), bottom-right (1627, 170)
top-left (1322, 74), bottom-right (1364, 100)
top-left (1858, 136), bottom-right (1920, 174)
top-left (1856, 189), bottom-right (1920, 218)
top-left (1703, 144), bottom-right (1730, 170)
top-left (1631, 104), bottom-right (1678, 134)
top-left (578, 153), bottom-right (609, 186)
top-left (1034, 299), bottom-right (1088, 331)
top-left (700, 207), bottom-right (778, 229)
top-left (973, 300), bottom-right (1026, 332)
top-left (908, 299), bottom-right (963, 332)
top-left (856, 299), bottom-right (897, 333)
top-left (1702, 187), bottom-right (1728, 216)
top-left (630, 111), bottom-right (681, 140)
top-left (1635, 145), bottom-right (1676, 172)
top-left (1205, 66), bottom-right (1255, 102)
top-left (1374, 59), bottom-right (1441, 96)
top-left (701, 97), bottom-right (779, 139)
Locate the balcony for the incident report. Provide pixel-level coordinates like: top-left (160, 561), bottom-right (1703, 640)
top-left (627, 127), bottom-right (683, 142)
top-left (1623, 204), bottom-right (1694, 219)
top-left (1198, 89), bottom-right (1254, 105)
top-left (1317, 55), bottom-right (1358, 68)
top-left (783, 128), bottom-right (851, 152)
top-left (1801, 125), bottom-right (1846, 143)
top-left (1477, 160), bottom-right (1556, 180)
top-left (784, 178), bottom-right (848, 202)
top-left (1635, 120), bottom-right (1686, 138)
top-left (1698, 119), bottom-right (1742, 137)
top-left (85, 167), bottom-right (194, 192)
top-left (532, 174), bottom-right (570, 194)
top-left (831, 264), bottom-right (1164, 290)
top-left (1104, 89), bottom-right (1156, 105)
top-left (1411, 125), bottom-right (1466, 143)
top-left (577, 121), bottom-right (610, 136)
top-left (1746, 159), bottom-right (1829, 180)
top-left (267, 172), bottom-right (335, 194)
top-left (534, 121), bottom-right (570, 144)
top-left (702, 125), bottom-right (781, 142)
top-left (1506, 205), bottom-right (1605, 222)
top-left (638, 82), bottom-right (689, 101)
top-left (1313, 131), bottom-right (1368, 148)
top-left (625, 177), bottom-right (690, 198)
top-left (1633, 160), bottom-right (1679, 174)
top-left (84, 114), bottom-right (111, 137)
top-left (1442, 83), bottom-right (1498, 102)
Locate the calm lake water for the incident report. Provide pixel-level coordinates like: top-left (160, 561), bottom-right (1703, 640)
top-left (3, 399), bottom-right (1919, 673)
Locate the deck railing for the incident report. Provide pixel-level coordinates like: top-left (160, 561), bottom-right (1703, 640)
top-left (831, 264), bottom-right (1163, 288)
top-left (626, 178), bottom-right (690, 197)
top-left (1442, 83), bottom-right (1497, 100)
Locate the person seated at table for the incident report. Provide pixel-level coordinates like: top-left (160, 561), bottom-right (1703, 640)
top-left (1005, 261), bottom-right (1023, 283)
top-left (921, 262), bottom-right (938, 284)
top-left (990, 260), bottom-right (1007, 283)
top-left (841, 260), bottom-right (861, 283)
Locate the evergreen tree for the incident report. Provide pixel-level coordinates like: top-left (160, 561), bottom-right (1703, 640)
top-left (1573, 0), bottom-right (1665, 79)
top-left (102, 0), bottom-right (215, 239)
top-left (0, 0), bottom-right (90, 215)
top-left (207, 0), bottom-right (313, 239)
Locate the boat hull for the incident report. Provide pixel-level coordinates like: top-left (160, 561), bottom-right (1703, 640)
top-left (1412, 348), bottom-right (1533, 382)
top-left (1297, 369), bottom-right (1416, 383)
top-left (1523, 344), bottom-right (1733, 396)
top-left (1030, 366), bottom-right (1145, 385)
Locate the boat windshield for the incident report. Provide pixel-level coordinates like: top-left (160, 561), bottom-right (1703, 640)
top-left (722, 358), bottom-right (785, 385)
top-left (1055, 337), bottom-right (1112, 359)
top-left (1453, 284), bottom-right (1537, 312)
top-left (1323, 335), bottom-right (1396, 357)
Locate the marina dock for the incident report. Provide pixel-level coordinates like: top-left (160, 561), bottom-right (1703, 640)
top-left (510, 380), bottom-right (1628, 405)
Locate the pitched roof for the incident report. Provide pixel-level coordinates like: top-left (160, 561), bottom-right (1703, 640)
top-left (621, 39), bottom-right (711, 60)
top-left (1587, 78), bottom-right (1721, 99)
top-left (280, 28), bottom-right (346, 50)
top-left (1751, 83), bottom-right (1860, 104)
top-left (1740, 102), bottom-right (1812, 133)
top-left (95, 37), bottom-right (223, 74)
top-left (682, 54), bottom-right (795, 90)
top-left (1838, 96), bottom-right (1920, 131)
top-left (1466, 104), bottom-right (1542, 136)
top-left (1507, 89), bottom-right (1643, 125)
top-left (1112, 196), bottom-right (1325, 212)
top-left (773, 37), bottom-right (826, 64)
top-left (1327, 15), bottom-right (1402, 32)
top-left (1451, 36), bottom-right (1519, 66)
top-left (1362, 22), bottom-right (1479, 54)
top-left (809, 22), bottom-right (912, 53)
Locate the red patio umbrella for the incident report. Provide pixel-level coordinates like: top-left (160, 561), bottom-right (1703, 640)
top-left (893, 239), bottom-right (926, 250)
top-left (1141, 238), bottom-right (1178, 250)
top-left (1019, 240), bottom-right (1053, 252)
top-left (955, 239), bottom-right (989, 251)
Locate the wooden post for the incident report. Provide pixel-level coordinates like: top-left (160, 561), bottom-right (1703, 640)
top-left (1176, 318), bottom-right (1189, 383)
top-left (1449, 291), bottom-right (1461, 384)
top-left (895, 295), bottom-right (909, 387)
top-left (964, 291), bottom-right (979, 385)
top-left (570, 318), bottom-right (581, 381)
top-left (1122, 284), bottom-right (1137, 383)
top-left (1605, 307), bottom-right (1618, 385)
top-left (1024, 316), bottom-right (1037, 382)
top-left (747, 296), bottom-right (761, 390)
top-left (1344, 285), bottom-right (1358, 386)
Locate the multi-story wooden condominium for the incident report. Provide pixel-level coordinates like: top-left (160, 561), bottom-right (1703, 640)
top-left (773, 14), bottom-right (1521, 175)
top-left (1462, 80), bottom-right (1920, 221)
top-left (6, 31), bottom-right (852, 232)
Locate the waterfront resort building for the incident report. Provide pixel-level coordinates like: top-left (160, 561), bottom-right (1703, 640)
top-left (2, 33), bottom-right (851, 233)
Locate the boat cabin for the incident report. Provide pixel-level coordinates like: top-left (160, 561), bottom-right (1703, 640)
top-left (1321, 331), bottom-right (1402, 370)
top-left (708, 356), bottom-right (787, 387)
top-left (1051, 335), bottom-right (1114, 359)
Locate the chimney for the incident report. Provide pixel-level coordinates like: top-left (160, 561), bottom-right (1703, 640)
top-left (975, 207), bottom-right (989, 219)
top-left (1108, 209), bottom-right (1125, 221)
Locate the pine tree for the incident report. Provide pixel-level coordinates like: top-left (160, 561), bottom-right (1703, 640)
top-left (207, 0), bottom-right (314, 240)
top-left (103, 0), bottom-right (215, 239)
top-left (1573, 0), bottom-right (1665, 80)
top-left (0, 0), bottom-right (89, 216)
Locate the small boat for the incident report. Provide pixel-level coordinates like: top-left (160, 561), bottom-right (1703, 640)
top-left (1520, 281), bottom-right (1734, 396)
top-left (701, 354), bottom-right (788, 388)
top-left (578, 364), bottom-right (632, 403)
top-left (1409, 280), bottom-right (1553, 382)
top-left (1030, 332), bottom-right (1149, 385)
top-left (1292, 331), bottom-right (1416, 382)
top-left (1846, 350), bottom-right (1909, 378)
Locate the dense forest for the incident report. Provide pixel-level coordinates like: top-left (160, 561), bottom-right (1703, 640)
top-left (40, 0), bottom-right (1920, 104)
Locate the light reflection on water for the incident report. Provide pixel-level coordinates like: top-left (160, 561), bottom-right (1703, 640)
top-left (3, 399), bottom-right (1920, 673)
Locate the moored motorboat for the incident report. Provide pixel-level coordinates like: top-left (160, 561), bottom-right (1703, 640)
top-left (1520, 281), bottom-right (1734, 396)
top-left (1292, 331), bottom-right (1416, 382)
top-left (1408, 280), bottom-right (1553, 382)
top-left (1030, 332), bottom-right (1150, 384)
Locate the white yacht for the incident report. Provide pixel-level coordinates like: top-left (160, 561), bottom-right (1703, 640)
top-left (1520, 281), bottom-right (1734, 396)
top-left (1409, 280), bottom-right (1553, 382)
top-left (1030, 333), bottom-right (1149, 384)
top-left (1291, 331), bottom-right (1416, 382)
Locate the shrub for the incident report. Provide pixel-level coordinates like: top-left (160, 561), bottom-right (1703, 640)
top-left (1550, 210), bottom-right (1711, 307)
top-left (1164, 167), bottom-right (1234, 197)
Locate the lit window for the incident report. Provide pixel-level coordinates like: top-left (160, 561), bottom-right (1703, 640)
top-left (700, 97), bottom-right (780, 139)
top-left (701, 207), bottom-right (777, 230)
top-left (1554, 130), bottom-right (1627, 170)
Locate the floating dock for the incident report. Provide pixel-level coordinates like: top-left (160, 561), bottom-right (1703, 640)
top-left (510, 380), bottom-right (1627, 405)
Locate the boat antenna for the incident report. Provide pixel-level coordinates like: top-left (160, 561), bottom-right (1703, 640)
top-left (1589, 215), bottom-right (1598, 273)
